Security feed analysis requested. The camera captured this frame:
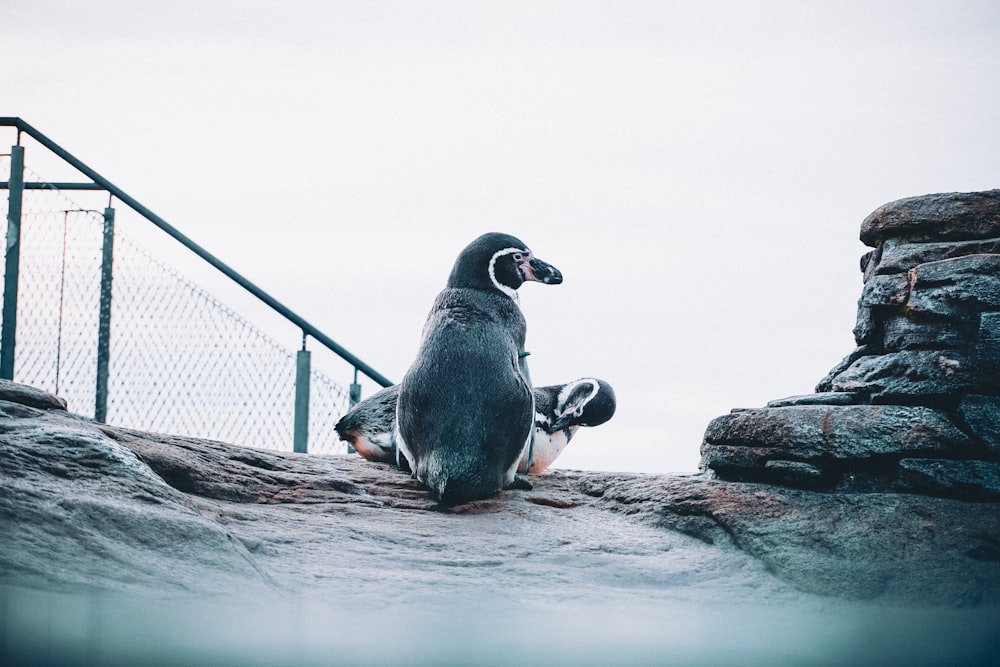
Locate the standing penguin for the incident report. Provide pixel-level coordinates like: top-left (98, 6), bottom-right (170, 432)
top-left (396, 232), bottom-right (562, 504)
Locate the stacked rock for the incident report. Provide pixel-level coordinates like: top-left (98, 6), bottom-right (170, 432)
top-left (701, 190), bottom-right (1000, 501)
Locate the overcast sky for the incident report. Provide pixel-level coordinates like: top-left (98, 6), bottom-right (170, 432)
top-left (4, 1), bottom-right (999, 472)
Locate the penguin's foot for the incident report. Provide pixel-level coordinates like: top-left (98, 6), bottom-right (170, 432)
top-left (506, 474), bottom-right (533, 491)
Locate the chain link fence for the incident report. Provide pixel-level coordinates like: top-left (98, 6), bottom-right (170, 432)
top-left (1, 155), bottom-right (354, 454)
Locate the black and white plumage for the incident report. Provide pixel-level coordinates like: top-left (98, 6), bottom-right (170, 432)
top-left (334, 384), bottom-right (400, 464)
top-left (519, 378), bottom-right (617, 474)
top-left (335, 377), bottom-right (616, 475)
top-left (395, 232), bottom-right (563, 504)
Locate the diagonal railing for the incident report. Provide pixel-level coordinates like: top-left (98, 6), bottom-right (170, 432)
top-left (1, 117), bottom-right (392, 454)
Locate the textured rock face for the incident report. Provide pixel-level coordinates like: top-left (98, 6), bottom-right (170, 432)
top-left (2, 381), bottom-right (1000, 666)
top-left (702, 190), bottom-right (1000, 500)
top-left (859, 189), bottom-right (1000, 245)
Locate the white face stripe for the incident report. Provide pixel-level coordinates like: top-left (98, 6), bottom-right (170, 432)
top-left (488, 246), bottom-right (528, 301)
top-left (557, 378), bottom-right (600, 414)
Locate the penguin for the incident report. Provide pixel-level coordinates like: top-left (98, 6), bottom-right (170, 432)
top-left (395, 232), bottom-right (562, 504)
top-left (334, 384), bottom-right (400, 464)
top-left (520, 378), bottom-right (616, 474)
top-left (335, 377), bottom-right (616, 474)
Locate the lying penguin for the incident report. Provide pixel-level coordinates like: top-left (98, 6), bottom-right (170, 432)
top-left (523, 378), bottom-right (616, 474)
top-left (335, 377), bottom-right (616, 474)
top-left (395, 232), bottom-right (562, 504)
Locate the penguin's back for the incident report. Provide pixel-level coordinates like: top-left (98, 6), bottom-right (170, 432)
top-left (397, 288), bottom-right (533, 503)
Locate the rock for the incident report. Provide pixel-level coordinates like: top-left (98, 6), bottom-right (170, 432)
top-left (703, 404), bottom-right (970, 467)
top-left (859, 189), bottom-right (1000, 246)
top-left (2, 382), bottom-right (999, 614)
top-left (858, 272), bottom-right (911, 309)
top-left (762, 460), bottom-right (824, 487)
top-left (0, 402), bottom-right (273, 596)
top-left (882, 314), bottom-right (978, 351)
top-left (711, 190), bottom-right (1000, 505)
top-left (896, 458), bottom-right (1000, 501)
top-left (852, 300), bottom-right (879, 345)
top-left (978, 312), bottom-right (1000, 377)
top-left (587, 474), bottom-right (1000, 605)
top-left (875, 237), bottom-right (1000, 275)
top-left (0, 378), bottom-right (68, 411)
top-left (957, 395), bottom-right (1000, 453)
top-left (829, 350), bottom-right (980, 400)
top-left (860, 247), bottom-right (879, 280)
top-left (2, 387), bottom-right (1000, 664)
top-left (907, 254), bottom-right (1000, 316)
top-left (815, 345), bottom-right (878, 392)
top-left (99, 426), bottom-right (375, 506)
top-left (766, 392), bottom-right (864, 407)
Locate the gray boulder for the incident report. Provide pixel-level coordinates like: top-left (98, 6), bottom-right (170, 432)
top-left (859, 189), bottom-right (1000, 245)
top-left (702, 404), bottom-right (973, 490)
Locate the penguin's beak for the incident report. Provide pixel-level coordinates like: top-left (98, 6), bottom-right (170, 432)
top-left (549, 414), bottom-right (574, 431)
top-left (520, 257), bottom-right (563, 285)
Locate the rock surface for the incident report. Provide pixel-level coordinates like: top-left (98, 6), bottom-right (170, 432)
top-left (2, 381), bottom-right (1000, 666)
top-left (704, 190), bottom-right (1000, 500)
top-left (859, 188), bottom-right (1000, 244)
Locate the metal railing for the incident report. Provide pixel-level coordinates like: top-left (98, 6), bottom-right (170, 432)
top-left (1, 117), bottom-right (392, 454)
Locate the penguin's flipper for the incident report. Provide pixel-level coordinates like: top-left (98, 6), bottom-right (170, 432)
top-left (506, 474), bottom-right (533, 491)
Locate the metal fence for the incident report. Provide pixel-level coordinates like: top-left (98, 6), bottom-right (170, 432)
top-left (1, 119), bottom-right (391, 454)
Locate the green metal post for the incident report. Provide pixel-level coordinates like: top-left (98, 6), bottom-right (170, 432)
top-left (293, 340), bottom-right (311, 454)
top-left (345, 368), bottom-right (362, 454)
top-left (349, 367), bottom-right (361, 407)
top-left (1, 144), bottom-right (24, 380)
top-left (94, 207), bottom-right (115, 422)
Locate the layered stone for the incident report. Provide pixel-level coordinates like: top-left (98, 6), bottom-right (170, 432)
top-left (875, 237), bottom-right (1000, 275)
top-left (907, 255), bottom-right (1000, 316)
top-left (828, 350), bottom-right (981, 400)
top-left (702, 405), bottom-right (974, 490)
top-left (957, 395), bottom-right (1000, 453)
top-left (882, 314), bottom-right (977, 352)
top-left (859, 189), bottom-right (1000, 245)
top-left (704, 190), bottom-right (1000, 501)
top-left (896, 459), bottom-right (1000, 502)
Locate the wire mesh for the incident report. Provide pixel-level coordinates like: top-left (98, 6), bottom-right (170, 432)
top-left (1, 156), bottom-right (352, 454)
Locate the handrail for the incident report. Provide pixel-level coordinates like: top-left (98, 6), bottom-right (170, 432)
top-left (0, 116), bottom-right (392, 388)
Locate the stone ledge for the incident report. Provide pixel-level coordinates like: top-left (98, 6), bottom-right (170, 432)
top-left (897, 458), bottom-right (1000, 501)
top-left (2, 381), bottom-right (999, 611)
top-left (701, 402), bottom-right (1000, 499)
top-left (829, 349), bottom-right (986, 399)
top-left (860, 189), bottom-right (1000, 246)
top-left (874, 237), bottom-right (1000, 275)
top-left (0, 378), bottom-right (68, 412)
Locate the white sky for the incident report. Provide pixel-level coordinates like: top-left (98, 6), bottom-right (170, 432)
top-left (4, 1), bottom-right (999, 472)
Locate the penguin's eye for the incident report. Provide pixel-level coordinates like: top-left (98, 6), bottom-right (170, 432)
top-left (511, 251), bottom-right (531, 263)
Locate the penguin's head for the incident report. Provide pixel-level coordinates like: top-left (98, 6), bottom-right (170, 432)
top-left (550, 378), bottom-right (617, 431)
top-left (447, 232), bottom-right (563, 299)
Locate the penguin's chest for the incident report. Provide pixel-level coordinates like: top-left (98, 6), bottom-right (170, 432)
top-left (520, 422), bottom-right (578, 474)
top-left (349, 429), bottom-right (396, 463)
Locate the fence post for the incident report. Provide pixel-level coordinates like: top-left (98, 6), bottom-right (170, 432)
top-left (293, 336), bottom-right (311, 453)
top-left (94, 206), bottom-right (115, 422)
top-left (349, 367), bottom-right (361, 407)
top-left (344, 368), bottom-right (362, 454)
top-left (1, 144), bottom-right (24, 380)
